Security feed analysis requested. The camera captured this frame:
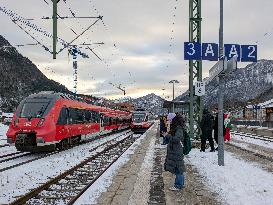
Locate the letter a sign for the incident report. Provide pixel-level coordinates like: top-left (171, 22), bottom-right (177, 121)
top-left (195, 81), bottom-right (205, 96)
top-left (225, 44), bottom-right (241, 61)
top-left (202, 43), bottom-right (218, 61)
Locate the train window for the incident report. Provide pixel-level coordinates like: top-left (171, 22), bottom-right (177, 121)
top-left (20, 101), bottom-right (49, 118)
top-left (75, 109), bottom-right (84, 123)
top-left (132, 113), bottom-right (146, 123)
top-left (91, 111), bottom-right (100, 123)
top-left (85, 110), bottom-right (91, 122)
top-left (57, 108), bottom-right (68, 125)
top-left (103, 116), bottom-right (110, 126)
top-left (114, 118), bottom-right (117, 125)
top-left (69, 108), bottom-right (77, 124)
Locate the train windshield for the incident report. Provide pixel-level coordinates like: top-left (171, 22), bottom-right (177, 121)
top-left (20, 101), bottom-right (49, 118)
top-left (132, 113), bottom-right (146, 122)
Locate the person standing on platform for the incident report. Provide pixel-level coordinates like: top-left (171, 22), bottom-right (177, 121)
top-left (160, 116), bottom-right (168, 145)
top-left (164, 113), bottom-right (185, 191)
top-left (213, 108), bottom-right (226, 150)
top-left (200, 108), bottom-right (215, 152)
top-left (160, 116), bottom-right (165, 137)
top-left (224, 113), bottom-right (232, 142)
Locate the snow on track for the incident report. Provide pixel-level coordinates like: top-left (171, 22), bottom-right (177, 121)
top-left (230, 131), bottom-right (273, 150)
top-left (187, 149), bottom-right (273, 205)
top-left (74, 123), bottom-right (157, 205)
top-left (0, 123), bottom-right (9, 146)
top-left (0, 130), bottom-right (131, 204)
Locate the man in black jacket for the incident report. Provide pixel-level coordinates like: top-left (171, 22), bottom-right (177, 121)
top-left (200, 108), bottom-right (215, 152)
top-left (213, 109), bottom-right (226, 150)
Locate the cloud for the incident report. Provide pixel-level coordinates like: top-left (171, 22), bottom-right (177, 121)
top-left (0, 0), bottom-right (272, 100)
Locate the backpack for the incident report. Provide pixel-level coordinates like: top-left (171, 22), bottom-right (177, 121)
top-left (183, 129), bottom-right (192, 155)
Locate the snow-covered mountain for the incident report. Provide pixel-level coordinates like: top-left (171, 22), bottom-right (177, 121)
top-left (132, 93), bottom-right (166, 115)
top-left (0, 35), bottom-right (71, 111)
top-left (176, 60), bottom-right (273, 109)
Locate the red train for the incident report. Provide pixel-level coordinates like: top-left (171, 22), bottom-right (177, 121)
top-left (6, 92), bottom-right (132, 152)
top-left (130, 109), bottom-right (152, 133)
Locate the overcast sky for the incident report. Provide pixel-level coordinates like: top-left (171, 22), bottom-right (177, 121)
top-left (0, 0), bottom-right (272, 100)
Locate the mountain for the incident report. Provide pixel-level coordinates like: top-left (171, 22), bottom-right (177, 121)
top-left (0, 35), bottom-right (71, 111)
top-left (132, 93), bottom-right (166, 115)
top-left (176, 60), bottom-right (273, 109)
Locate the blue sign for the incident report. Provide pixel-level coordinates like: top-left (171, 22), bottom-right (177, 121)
top-left (184, 42), bottom-right (257, 62)
top-left (241, 45), bottom-right (257, 62)
top-left (202, 43), bottom-right (218, 61)
top-left (184, 42), bottom-right (201, 60)
top-left (224, 44), bottom-right (241, 61)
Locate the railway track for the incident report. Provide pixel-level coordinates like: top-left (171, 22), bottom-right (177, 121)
top-left (226, 143), bottom-right (273, 163)
top-left (231, 130), bottom-right (273, 143)
top-left (0, 130), bottom-right (132, 173)
top-left (10, 132), bottom-right (138, 205)
top-left (0, 144), bottom-right (10, 148)
top-left (0, 152), bottom-right (30, 163)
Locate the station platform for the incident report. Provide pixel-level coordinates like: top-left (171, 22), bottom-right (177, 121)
top-left (95, 123), bottom-right (220, 205)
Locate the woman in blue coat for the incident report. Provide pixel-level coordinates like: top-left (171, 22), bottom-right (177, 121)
top-left (164, 113), bottom-right (185, 191)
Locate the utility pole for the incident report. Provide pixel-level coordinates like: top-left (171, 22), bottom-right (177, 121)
top-left (218, 0), bottom-right (225, 166)
top-left (169, 80), bottom-right (179, 112)
top-left (52, 0), bottom-right (60, 59)
top-left (189, 0), bottom-right (202, 139)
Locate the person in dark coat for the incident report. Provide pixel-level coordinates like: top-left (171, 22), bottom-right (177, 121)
top-left (200, 108), bottom-right (215, 152)
top-left (164, 113), bottom-right (185, 191)
top-left (213, 109), bottom-right (226, 150)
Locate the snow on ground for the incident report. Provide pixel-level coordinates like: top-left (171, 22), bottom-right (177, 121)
top-left (74, 123), bottom-right (157, 205)
top-left (187, 149), bottom-right (273, 205)
top-left (0, 130), bottom-right (130, 204)
top-left (0, 145), bottom-right (18, 156)
top-left (230, 132), bottom-right (273, 150)
top-left (0, 123), bottom-right (9, 145)
top-left (128, 135), bottom-right (155, 204)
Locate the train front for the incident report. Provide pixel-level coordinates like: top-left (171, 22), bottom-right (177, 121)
top-left (130, 111), bottom-right (151, 133)
top-left (6, 93), bottom-right (58, 152)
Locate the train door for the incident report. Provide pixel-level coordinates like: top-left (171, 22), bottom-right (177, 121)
top-left (64, 108), bottom-right (72, 137)
top-left (100, 113), bottom-right (104, 133)
top-left (57, 107), bottom-right (71, 141)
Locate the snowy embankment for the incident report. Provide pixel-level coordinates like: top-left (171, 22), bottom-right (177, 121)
top-left (75, 123), bottom-right (157, 205)
top-left (187, 149), bottom-right (273, 205)
top-left (0, 130), bottom-right (130, 204)
top-left (230, 132), bottom-right (273, 150)
top-left (0, 123), bottom-right (9, 145)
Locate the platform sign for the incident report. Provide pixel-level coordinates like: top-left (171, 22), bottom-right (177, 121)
top-left (184, 42), bottom-right (257, 62)
top-left (202, 43), bottom-right (218, 61)
top-left (184, 42), bottom-right (202, 60)
top-left (224, 44), bottom-right (241, 61)
top-left (241, 45), bottom-right (257, 62)
top-left (195, 81), bottom-right (205, 96)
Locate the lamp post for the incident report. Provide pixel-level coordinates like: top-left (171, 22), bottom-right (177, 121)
top-left (169, 80), bottom-right (179, 112)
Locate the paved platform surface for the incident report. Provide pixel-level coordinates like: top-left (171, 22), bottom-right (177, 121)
top-left (96, 124), bottom-right (220, 205)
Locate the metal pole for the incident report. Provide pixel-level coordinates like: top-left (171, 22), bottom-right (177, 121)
top-left (172, 82), bottom-right (175, 101)
top-left (53, 0), bottom-right (58, 59)
top-left (172, 82), bottom-right (175, 112)
top-left (189, 0), bottom-right (202, 140)
top-left (218, 0), bottom-right (224, 166)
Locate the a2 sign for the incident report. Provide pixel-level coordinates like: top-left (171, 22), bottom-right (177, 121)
top-left (184, 42), bottom-right (257, 62)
